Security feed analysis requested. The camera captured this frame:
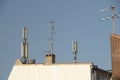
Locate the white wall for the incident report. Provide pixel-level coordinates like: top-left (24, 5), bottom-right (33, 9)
top-left (8, 63), bottom-right (93, 80)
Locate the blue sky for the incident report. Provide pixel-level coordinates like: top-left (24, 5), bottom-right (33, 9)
top-left (0, 0), bottom-right (120, 80)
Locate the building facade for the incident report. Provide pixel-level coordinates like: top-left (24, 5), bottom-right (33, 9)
top-left (8, 28), bottom-right (112, 80)
top-left (8, 56), bottom-right (112, 80)
top-left (110, 33), bottom-right (120, 80)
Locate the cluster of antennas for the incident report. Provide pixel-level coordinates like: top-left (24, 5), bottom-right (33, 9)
top-left (20, 24), bottom-right (78, 64)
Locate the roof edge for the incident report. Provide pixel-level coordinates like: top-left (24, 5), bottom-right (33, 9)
top-left (15, 59), bottom-right (23, 65)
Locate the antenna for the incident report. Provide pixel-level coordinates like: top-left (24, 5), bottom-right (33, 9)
top-left (100, 6), bottom-right (120, 34)
top-left (22, 27), bottom-right (27, 40)
top-left (48, 21), bottom-right (55, 54)
top-left (72, 41), bottom-right (78, 63)
top-left (21, 27), bottom-right (28, 63)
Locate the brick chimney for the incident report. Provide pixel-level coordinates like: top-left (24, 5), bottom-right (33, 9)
top-left (45, 54), bottom-right (55, 65)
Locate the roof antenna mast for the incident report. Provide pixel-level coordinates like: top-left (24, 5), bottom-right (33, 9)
top-left (111, 6), bottom-right (115, 34)
top-left (48, 21), bottom-right (55, 54)
top-left (99, 6), bottom-right (119, 34)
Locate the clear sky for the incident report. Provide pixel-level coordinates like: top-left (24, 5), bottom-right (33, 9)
top-left (0, 0), bottom-right (120, 80)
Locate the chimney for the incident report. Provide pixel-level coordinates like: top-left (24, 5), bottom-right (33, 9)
top-left (45, 54), bottom-right (55, 65)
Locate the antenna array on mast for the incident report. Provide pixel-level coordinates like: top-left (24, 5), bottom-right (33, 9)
top-left (21, 27), bottom-right (28, 63)
top-left (72, 41), bottom-right (78, 63)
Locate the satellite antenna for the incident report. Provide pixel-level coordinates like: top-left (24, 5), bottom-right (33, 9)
top-left (72, 41), bottom-right (78, 63)
top-left (100, 6), bottom-right (120, 34)
top-left (48, 21), bottom-right (55, 54)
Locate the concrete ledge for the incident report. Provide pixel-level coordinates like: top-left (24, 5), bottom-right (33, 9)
top-left (15, 59), bottom-right (23, 65)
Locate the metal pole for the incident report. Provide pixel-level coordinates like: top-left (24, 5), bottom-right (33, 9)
top-left (111, 6), bottom-right (115, 34)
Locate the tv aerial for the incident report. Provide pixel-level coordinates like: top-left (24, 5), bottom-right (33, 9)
top-left (99, 6), bottom-right (120, 34)
top-left (48, 21), bottom-right (55, 54)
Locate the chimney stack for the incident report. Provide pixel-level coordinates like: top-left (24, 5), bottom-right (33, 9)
top-left (45, 54), bottom-right (55, 65)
